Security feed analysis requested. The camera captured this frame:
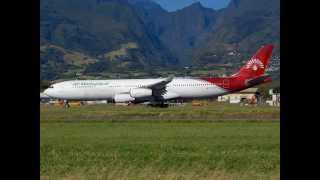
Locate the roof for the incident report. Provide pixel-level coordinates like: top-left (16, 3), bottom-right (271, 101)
top-left (239, 88), bottom-right (258, 93)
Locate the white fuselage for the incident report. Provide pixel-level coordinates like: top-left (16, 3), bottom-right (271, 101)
top-left (42, 45), bottom-right (274, 103)
top-left (44, 78), bottom-right (229, 102)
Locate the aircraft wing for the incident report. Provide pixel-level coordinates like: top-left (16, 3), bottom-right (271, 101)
top-left (144, 76), bottom-right (174, 99)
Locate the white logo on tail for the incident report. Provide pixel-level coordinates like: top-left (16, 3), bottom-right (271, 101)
top-left (245, 58), bottom-right (264, 71)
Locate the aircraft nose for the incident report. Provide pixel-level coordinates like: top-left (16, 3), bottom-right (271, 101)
top-left (43, 88), bottom-right (53, 97)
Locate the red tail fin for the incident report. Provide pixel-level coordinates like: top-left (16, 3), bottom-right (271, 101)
top-left (232, 44), bottom-right (274, 78)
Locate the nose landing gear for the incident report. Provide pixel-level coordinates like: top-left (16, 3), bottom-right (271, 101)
top-left (59, 99), bottom-right (70, 108)
top-left (64, 100), bottom-right (70, 108)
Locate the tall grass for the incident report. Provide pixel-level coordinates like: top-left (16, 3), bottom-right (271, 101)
top-left (40, 121), bottom-right (280, 179)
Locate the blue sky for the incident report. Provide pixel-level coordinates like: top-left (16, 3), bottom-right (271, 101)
top-left (151, 0), bottom-right (231, 12)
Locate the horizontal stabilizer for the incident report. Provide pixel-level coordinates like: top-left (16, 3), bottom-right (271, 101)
top-left (245, 75), bottom-right (272, 87)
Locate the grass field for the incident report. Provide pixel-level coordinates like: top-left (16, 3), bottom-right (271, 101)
top-left (40, 103), bottom-right (280, 179)
top-left (40, 102), bottom-right (279, 122)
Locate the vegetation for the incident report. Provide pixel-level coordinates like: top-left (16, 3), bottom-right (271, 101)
top-left (41, 102), bottom-right (279, 179)
top-left (41, 121), bottom-right (279, 179)
top-left (40, 0), bottom-right (177, 80)
top-left (192, 0), bottom-right (279, 69)
top-left (40, 80), bottom-right (50, 92)
top-left (40, 0), bottom-right (279, 81)
top-left (40, 102), bottom-right (279, 122)
top-left (40, 103), bottom-right (279, 179)
top-left (104, 42), bottom-right (138, 61)
top-left (256, 79), bottom-right (280, 98)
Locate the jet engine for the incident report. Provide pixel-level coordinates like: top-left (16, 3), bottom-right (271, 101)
top-left (114, 94), bottom-right (135, 103)
top-left (130, 88), bottom-right (152, 98)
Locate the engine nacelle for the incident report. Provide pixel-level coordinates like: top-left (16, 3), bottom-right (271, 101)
top-left (130, 88), bottom-right (152, 98)
top-left (114, 94), bottom-right (135, 103)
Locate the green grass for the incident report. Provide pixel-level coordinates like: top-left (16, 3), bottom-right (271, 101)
top-left (104, 42), bottom-right (138, 61)
top-left (41, 102), bottom-right (279, 122)
top-left (40, 103), bottom-right (279, 179)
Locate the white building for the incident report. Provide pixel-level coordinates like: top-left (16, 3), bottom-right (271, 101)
top-left (266, 89), bottom-right (280, 106)
top-left (218, 88), bottom-right (260, 104)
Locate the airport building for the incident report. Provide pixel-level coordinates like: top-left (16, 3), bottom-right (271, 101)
top-left (266, 89), bottom-right (280, 107)
top-left (217, 88), bottom-right (261, 104)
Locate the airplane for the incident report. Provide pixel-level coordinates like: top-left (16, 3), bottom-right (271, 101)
top-left (43, 44), bottom-right (274, 107)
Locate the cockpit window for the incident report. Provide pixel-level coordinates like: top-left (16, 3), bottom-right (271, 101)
top-left (49, 85), bottom-right (54, 88)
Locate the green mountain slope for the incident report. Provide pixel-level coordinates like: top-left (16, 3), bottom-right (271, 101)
top-left (192, 0), bottom-right (280, 67)
top-left (131, 0), bottom-right (279, 73)
top-left (40, 0), bottom-right (178, 80)
top-left (40, 0), bottom-right (280, 80)
top-left (132, 2), bottom-right (219, 66)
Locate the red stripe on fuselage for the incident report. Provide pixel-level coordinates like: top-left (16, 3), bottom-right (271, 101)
top-left (201, 76), bottom-right (248, 92)
top-left (201, 75), bottom-right (272, 92)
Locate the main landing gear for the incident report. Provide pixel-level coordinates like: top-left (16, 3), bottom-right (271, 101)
top-left (65, 101), bottom-right (70, 108)
top-left (149, 102), bottom-right (169, 108)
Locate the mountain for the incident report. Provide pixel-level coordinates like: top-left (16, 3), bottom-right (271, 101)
top-left (130, 1), bottom-right (219, 66)
top-left (40, 0), bottom-right (280, 80)
top-left (40, 0), bottom-right (177, 80)
top-left (192, 0), bottom-right (280, 67)
top-left (131, 0), bottom-right (279, 75)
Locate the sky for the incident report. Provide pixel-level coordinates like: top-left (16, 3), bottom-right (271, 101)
top-left (151, 0), bottom-right (231, 12)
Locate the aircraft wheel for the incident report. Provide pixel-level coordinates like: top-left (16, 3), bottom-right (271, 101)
top-left (149, 103), bottom-right (169, 108)
top-left (64, 100), bottom-right (70, 108)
